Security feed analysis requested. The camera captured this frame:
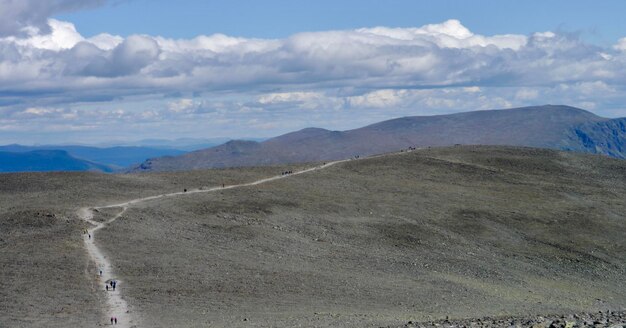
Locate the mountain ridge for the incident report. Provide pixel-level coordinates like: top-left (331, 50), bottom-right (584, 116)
top-left (132, 105), bottom-right (625, 172)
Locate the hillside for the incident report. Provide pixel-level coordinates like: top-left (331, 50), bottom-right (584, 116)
top-left (2, 146), bottom-right (624, 327)
top-left (132, 105), bottom-right (626, 172)
top-left (0, 150), bottom-right (113, 173)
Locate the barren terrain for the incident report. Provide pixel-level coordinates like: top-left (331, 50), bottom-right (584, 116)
top-left (1, 146), bottom-right (625, 327)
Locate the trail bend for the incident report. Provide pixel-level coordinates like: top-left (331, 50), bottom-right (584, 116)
top-left (77, 157), bottom-right (360, 326)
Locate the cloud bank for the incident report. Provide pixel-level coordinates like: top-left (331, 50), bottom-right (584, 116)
top-left (1, 14), bottom-right (626, 143)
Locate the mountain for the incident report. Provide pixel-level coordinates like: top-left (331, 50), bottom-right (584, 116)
top-left (0, 145), bottom-right (186, 168)
top-left (132, 105), bottom-right (626, 172)
top-left (0, 150), bottom-right (113, 173)
top-left (105, 137), bottom-right (267, 151)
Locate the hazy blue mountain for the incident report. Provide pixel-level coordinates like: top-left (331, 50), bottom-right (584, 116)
top-left (0, 145), bottom-right (186, 168)
top-left (105, 137), bottom-right (266, 151)
top-left (132, 105), bottom-right (626, 172)
top-left (0, 150), bottom-right (113, 173)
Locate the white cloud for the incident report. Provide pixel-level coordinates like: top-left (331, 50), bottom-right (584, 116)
top-left (0, 0), bottom-right (105, 37)
top-left (575, 81), bottom-right (615, 95)
top-left (2, 17), bottom-right (626, 103)
top-left (615, 38), bottom-right (626, 52)
top-left (347, 89), bottom-right (409, 108)
top-left (358, 19), bottom-right (528, 50)
top-left (11, 19), bottom-right (84, 50)
top-left (87, 33), bottom-right (124, 51)
top-left (168, 99), bottom-right (194, 113)
top-left (515, 88), bottom-right (539, 101)
top-left (257, 92), bottom-right (342, 111)
top-left (2, 16), bottom-right (626, 143)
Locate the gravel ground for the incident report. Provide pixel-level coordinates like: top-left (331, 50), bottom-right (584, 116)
top-left (1, 146), bottom-right (625, 327)
top-left (97, 146), bottom-right (626, 327)
top-left (0, 163), bottom-right (306, 327)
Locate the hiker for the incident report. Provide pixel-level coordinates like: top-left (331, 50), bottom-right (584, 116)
top-left (222, 183), bottom-right (225, 188)
top-left (88, 234), bottom-right (91, 239)
top-left (114, 317), bottom-right (117, 324)
top-left (184, 189), bottom-right (187, 192)
top-left (99, 270), bottom-right (102, 276)
top-left (111, 317), bottom-right (114, 324)
top-left (106, 285), bottom-right (109, 291)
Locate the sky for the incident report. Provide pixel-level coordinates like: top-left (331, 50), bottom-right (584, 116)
top-left (1, 0), bottom-right (626, 145)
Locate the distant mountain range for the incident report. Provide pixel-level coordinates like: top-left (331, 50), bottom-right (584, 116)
top-left (132, 105), bottom-right (626, 172)
top-left (0, 150), bottom-right (114, 173)
top-left (0, 139), bottom-right (268, 173)
top-left (0, 145), bottom-right (186, 170)
top-left (102, 137), bottom-right (267, 151)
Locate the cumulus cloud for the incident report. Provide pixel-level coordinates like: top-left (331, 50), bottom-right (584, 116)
top-left (358, 19), bottom-right (528, 50)
top-left (0, 0), bottom-right (106, 37)
top-left (2, 18), bottom-right (626, 104)
top-left (615, 38), bottom-right (626, 52)
top-left (2, 17), bottom-right (626, 143)
top-left (78, 34), bottom-right (161, 77)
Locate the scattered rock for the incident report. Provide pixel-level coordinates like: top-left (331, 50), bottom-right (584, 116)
top-left (385, 310), bottom-right (626, 328)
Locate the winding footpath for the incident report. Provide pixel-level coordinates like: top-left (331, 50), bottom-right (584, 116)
top-left (77, 158), bottom-right (352, 326)
top-left (79, 207), bottom-right (133, 327)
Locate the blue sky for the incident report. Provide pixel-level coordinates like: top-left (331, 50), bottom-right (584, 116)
top-left (58, 0), bottom-right (626, 44)
top-left (1, 0), bottom-right (626, 145)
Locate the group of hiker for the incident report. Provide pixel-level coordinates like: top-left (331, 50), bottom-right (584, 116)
top-left (105, 280), bottom-right (117, 291)
top-left (281, 170), bottom-right (293, 175)
top-left (87, 227), bottom-right (120, 324)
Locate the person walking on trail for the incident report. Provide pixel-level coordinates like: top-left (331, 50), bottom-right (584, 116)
top-left (99, 270), bottom-right (102, 276)
top-left (88, 234), bottom-right (91, 239)
top-left (114, 317), bottom-right (118, 324)
top-left (111, 317), bottom-right (114, 325)
top-left (106, 285), bottom-right (109, 291)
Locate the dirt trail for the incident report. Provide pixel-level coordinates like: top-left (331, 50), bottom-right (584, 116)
top-left (100, 158), bottom-right (352, 209)
top-left (78, 206), bottom-right (134, 327)
top-left (76, 157), bottom-right (360, 326)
